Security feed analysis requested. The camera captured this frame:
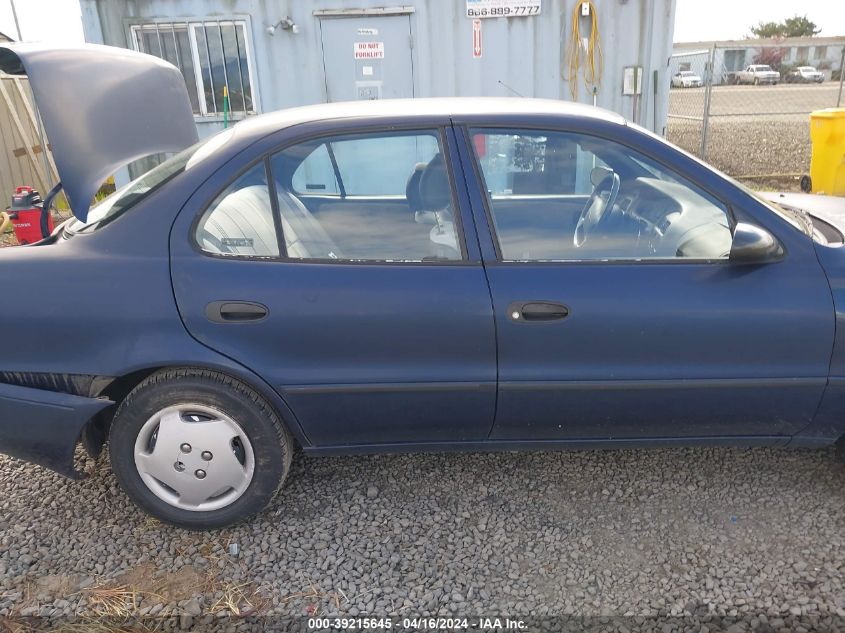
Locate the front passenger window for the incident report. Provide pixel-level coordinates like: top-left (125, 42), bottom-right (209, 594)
top-left (472, 129), bottom-right (732, 262)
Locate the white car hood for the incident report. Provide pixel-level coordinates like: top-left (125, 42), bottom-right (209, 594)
top-left (761, 192), bottom-right (845, 232)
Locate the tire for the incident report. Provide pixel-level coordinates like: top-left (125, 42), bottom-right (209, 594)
top-left (800, 175), bottom-right (812, 193)
top-left (109, 368), bottom-right (294, 529)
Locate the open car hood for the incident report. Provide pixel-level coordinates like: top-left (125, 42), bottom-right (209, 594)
top-left (0, 43), bottom-right (198, 221)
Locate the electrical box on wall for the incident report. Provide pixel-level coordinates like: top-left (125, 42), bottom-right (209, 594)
top-left (580, 1), bottom-right (591, 16)
top-left (622, 65), bottom-right (643, 95)
top-left (356, 80), bottom-right (383, 100)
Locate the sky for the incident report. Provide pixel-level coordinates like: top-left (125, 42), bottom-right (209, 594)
top-left (0, 0), bottom-right (842, 45)
top-left (0, 0), bottom-right (84, 43)
top-left (673, 0), bottom-right (845, 42)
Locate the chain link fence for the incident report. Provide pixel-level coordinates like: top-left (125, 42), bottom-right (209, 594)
top-left (667, 43), bottom-right (845, 190)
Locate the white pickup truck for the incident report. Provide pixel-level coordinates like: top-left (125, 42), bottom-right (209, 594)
top-left (735, 65), bottom-right (780, 85)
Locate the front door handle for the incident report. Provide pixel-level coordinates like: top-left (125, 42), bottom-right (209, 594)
top-left (206, 301), bottom-right (268, 323)
top-left (508, 301), bottom-right (570, 323)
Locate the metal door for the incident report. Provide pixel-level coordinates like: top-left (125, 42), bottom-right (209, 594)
top-left (319, 15), bottom-right (414, 102)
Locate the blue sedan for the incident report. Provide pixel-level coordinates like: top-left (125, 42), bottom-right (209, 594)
top-left (1, 44), bottom-right (844, 529)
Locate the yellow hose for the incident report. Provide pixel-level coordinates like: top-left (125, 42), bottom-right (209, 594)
top-left (564, 0), bottom-right (603, 101)
top-left (0, 211), bottom-right (11, 235)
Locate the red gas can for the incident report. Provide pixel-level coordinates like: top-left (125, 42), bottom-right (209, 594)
top-left (8, 186), bottom-right (53, 245)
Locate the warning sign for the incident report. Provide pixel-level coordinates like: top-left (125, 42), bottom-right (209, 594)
top-left (354, 41), bottom-right (385, 59)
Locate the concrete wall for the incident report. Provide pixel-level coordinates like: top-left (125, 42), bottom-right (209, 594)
top-left (81, 0), bottom-right (677, 138)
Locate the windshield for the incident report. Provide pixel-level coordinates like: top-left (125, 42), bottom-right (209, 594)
top-left (680, 71), bottom-right (695, 76)
top-left (799, 67), bottom-right (816, 72)
top-left (64, 132), bottom-right (227, 235)
top-left (754, 65), bottom-right (773, 72)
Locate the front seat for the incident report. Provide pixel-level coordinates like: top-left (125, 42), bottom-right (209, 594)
top-left (415, 153), bottom-right (460, 258)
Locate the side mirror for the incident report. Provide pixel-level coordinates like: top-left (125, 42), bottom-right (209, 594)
top-left (729, 222), bottom-right (784, 264)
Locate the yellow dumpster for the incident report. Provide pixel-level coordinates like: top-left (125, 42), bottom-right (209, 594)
top-left (809, 108), bottom-right (845, 196)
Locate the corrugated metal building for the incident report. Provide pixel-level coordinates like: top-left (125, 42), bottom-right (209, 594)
top-left (80, 0), bottom-right (677, 141)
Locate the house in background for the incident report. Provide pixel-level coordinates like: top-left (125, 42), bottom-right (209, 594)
top-left (79, 0), bottom-right (678, 143)
top-left (672, 36), bottom-right (845, 84)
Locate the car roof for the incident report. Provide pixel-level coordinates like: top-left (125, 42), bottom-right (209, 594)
top-left (232, 97), bottom-right (627, 140)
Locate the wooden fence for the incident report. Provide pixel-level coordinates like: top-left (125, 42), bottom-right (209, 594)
top-left (0, 75), bottom-right (59, 206)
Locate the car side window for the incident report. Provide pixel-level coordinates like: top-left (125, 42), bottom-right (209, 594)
top-left (291, 143), bottom-right (340, 195)
top-left (269, 130), bottom-right (463, 262)
top-left (471, 128), bottom-right (732, 262)
top-left (196, 162), bottom-right (280, 257)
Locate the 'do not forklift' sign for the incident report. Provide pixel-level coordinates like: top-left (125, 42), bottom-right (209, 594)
top-left (466, 0), bottom-right (541, 18)
top-left (354, 41), bottom-right (385, 59)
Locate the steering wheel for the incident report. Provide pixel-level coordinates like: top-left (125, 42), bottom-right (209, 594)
top-left (573, 172), bottom-right (621, 248)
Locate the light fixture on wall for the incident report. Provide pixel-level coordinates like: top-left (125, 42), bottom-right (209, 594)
top-left (266, 17), bottom-right (299, 35)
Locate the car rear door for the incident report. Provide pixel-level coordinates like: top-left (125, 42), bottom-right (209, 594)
top-left (455, 119), bottom-right (834, 442)
top-left (170, 120), bottom-right (496, 447)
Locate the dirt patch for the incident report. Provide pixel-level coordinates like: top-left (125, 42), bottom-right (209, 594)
top-left (108, 564), bottom-right (208, 603)
top-left (32, 574), bottom-right (81, 598)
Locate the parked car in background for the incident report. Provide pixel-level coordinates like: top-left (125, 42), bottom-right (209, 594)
top-left (735, 64), bottom-right (780, 85)
top-left (4, 43), bottom-right (845, 530)
top-left (671, 70), bottom-right (703, 88)
top-left (786, 66), bottom-right (824, 83)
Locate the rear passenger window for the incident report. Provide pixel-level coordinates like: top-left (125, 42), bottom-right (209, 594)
top-left (291, 144), bottom-right (340, 195)
top-left (196, 163), bottom-right (280, 257)
top-left (269, 130), bottom-right (463, 262)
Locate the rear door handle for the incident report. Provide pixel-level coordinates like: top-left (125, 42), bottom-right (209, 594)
top-left (206, 301), bottom-right (268, 323)
top-left (508, 301), bottom-right (570, 322)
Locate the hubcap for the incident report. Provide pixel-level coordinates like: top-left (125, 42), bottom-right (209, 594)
top-left (133, 404), bottom-right (255, 512)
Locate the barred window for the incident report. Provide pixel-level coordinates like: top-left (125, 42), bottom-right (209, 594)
top-left (130, 21), bottom-right (255, 117)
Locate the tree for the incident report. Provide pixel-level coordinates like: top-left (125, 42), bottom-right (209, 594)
top-left (749, 15), bottom-right (821, 38)
top-left (753, 47), bottom-right (788, 71)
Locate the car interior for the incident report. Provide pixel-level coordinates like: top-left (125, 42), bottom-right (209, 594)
top-left (479, 133), bottom-right (733, 261)
top-left (197, 132), bottom-right (732, 263)
top-left (198, 141), bottom-right (462, 261)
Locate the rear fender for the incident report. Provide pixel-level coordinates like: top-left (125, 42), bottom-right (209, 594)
top-left (0, 382), bottom-right (114, 478)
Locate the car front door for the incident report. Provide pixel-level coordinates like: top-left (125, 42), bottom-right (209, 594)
top-left (457, 122), bottom-right (834, 442)
top-left (170, 123), bottom-right (496, 447)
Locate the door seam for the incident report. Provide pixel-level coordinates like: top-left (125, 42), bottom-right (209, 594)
top-left (450, 119), bottom-right (499, 439)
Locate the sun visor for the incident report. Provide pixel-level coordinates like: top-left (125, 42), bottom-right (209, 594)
top-left (0, 43), bottom-right (199, 221)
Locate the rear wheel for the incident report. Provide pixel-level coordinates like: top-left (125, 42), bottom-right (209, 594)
top-left (109, 368), bottom-right (293, 529)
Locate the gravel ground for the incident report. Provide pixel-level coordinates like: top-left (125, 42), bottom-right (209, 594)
top-left (666, 116), bottom-right (811, 191)
top-left (0, 446), bottom-right (844, 631)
